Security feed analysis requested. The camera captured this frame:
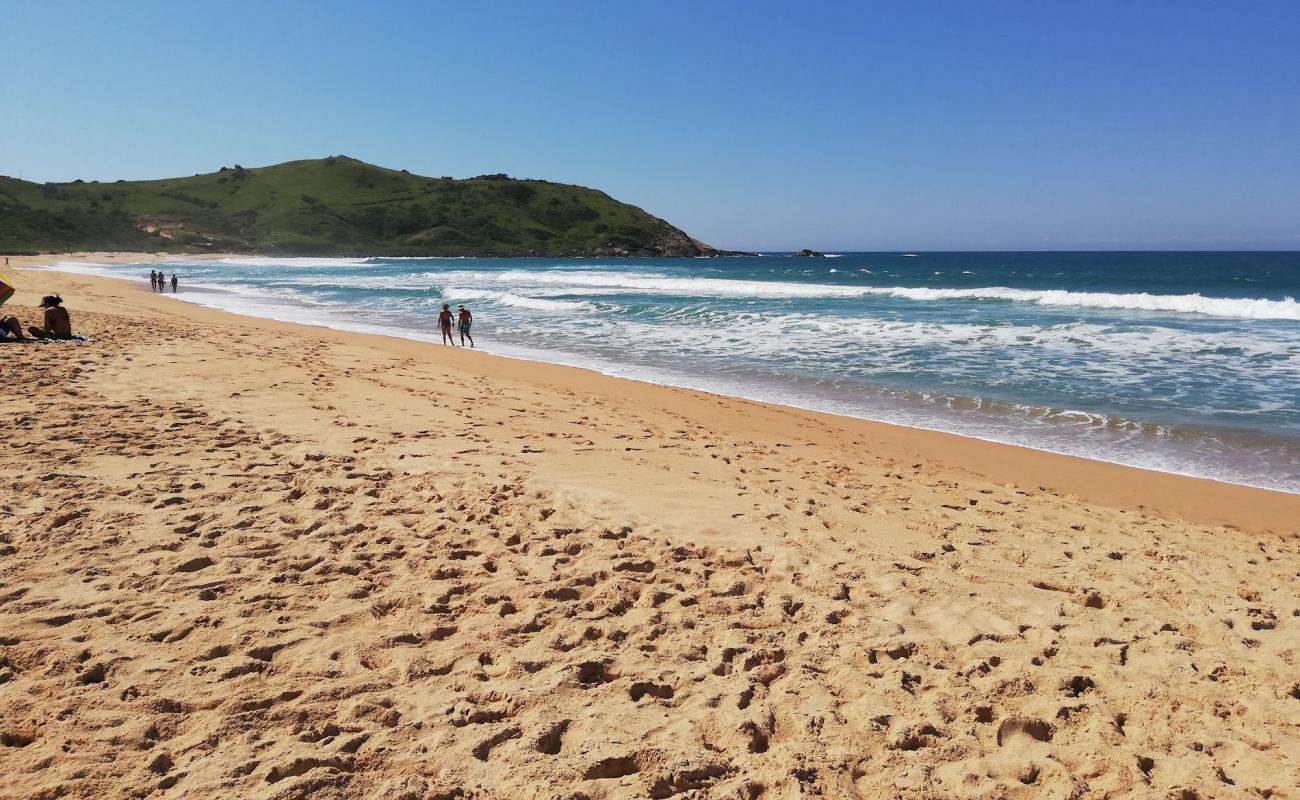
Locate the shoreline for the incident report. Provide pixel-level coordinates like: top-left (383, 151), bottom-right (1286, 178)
top-left (9, 252), bottom-right (1298, 534)
top-left (3, 252), bottom-right (1298, 797)
top-left (35, 254), bottom-right (1300, 496)
top-left (26, 253), bottom-right (1300, 496)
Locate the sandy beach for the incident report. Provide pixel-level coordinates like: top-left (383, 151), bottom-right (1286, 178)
top-left (1, 255), bottom-right (1297, 799)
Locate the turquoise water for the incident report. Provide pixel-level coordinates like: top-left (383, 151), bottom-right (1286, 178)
top-left (46, 252), bottom-right (1300, 492)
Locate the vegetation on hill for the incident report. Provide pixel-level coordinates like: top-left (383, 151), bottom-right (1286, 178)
top-left (0, 157), bottom-right (724, 257)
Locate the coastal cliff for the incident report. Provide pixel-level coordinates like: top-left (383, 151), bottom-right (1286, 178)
top-left (0, 157), bottom-right (731, 257)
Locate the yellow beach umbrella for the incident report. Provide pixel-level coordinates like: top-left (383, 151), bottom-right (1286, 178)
top-left (0, 272), bottom-right (14, 307)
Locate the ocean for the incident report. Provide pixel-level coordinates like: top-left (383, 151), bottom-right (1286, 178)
top-left (44, 252), bottom-right (1300, 493)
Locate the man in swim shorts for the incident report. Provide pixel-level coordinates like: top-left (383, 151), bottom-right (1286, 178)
top-left (457, 305), bottom-right (474, 347)
top-left (438, 303), bottom-right (455, 345)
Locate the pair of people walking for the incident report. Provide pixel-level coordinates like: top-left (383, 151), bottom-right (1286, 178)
top-left (438, 303), bottom-right (473, 347)
top-left (150, 270), bottom-right (177, 293)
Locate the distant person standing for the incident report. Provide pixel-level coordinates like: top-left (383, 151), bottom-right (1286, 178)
top-left (438, 303), bottom-right (455, 345)
top-left (456, 305), bottom-right (474, 347)
top-left (150, 270), bottom-right (158, 291)
top-left (170, 274), bottom-right (178, 293)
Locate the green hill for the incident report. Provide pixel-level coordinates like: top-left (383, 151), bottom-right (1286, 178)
top-left (0, 157), bottom-right (724, 257)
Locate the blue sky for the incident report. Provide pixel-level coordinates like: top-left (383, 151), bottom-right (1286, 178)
top-left (3, 0), bottom-right (1298, 250)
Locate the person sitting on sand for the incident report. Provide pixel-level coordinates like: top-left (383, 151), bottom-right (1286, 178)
top-left (457, 305), bottom-right (474, 347)
top-left (27, 295), bottom-right (74, 340)
top-left (170, 274), bottom-right (178, 293)
top-left (1, 314), bottom-right (27, 341)
top-left (438, 303), bottom-right (455, 345)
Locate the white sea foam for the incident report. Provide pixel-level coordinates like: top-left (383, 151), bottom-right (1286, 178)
top-left (589, 313), bottom-right (1298, 374)
top-left (36, 261), bottom-right (122, 276)
top-left (871, 286), bottom-right (1300, 320)
top-left (448, 288), bottom-right (596, 312)
top-left (397, 270), bottom-right (1300, 320)
top-left (136, 261), bottom-right (1291, 323)
top-left (32, 260), bottom-right (163, 283)
top-left (365, 255), bottom-right (471, 260)
top-left (217, 256), bottom-right (373, 268)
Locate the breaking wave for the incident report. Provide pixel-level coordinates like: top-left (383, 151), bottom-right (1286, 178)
top-left (871, 286), bottom-right (1300, 320)
top-left (447, 288), bottom-right (596, 312)
top-left (217, 256), bottom-right (373, 268)
top-left (407, 271), bottom-right (1300, 320)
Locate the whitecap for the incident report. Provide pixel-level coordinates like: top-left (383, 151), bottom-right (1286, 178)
top-left (389, 269), bottom-right (1300, 320)
top-left (217, 256), bottom-right (373, 268)
top-left (447, 288), bottom-right (596, 312)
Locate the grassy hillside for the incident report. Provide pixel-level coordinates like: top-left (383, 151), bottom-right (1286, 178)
top-left (0, 157), bottom-right (721, 257)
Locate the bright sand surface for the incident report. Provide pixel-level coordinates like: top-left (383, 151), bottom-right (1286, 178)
top-left (1, 255), bottom-right (1297, 799)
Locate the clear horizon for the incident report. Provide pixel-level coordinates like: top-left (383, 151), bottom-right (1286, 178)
top-left (4, 0), bottom-right (1299, 251)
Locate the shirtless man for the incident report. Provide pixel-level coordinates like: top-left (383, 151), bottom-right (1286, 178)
top-left (438, 303), bottom-right (455, 345)
top-left (28, 295), bottom-right (74, 340)
top-left (456, 305), bottom-right (474, 347)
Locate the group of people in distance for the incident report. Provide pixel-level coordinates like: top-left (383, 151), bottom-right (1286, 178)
top-left (0, 295), bottom-right (76, 342)
top-left (438, 303), bottom-right (474, 347)
top-left (150, 270), bottom-right (178, 293)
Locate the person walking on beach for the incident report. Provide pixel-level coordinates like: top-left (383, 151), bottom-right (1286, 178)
top-left (438, 303), bottom-right (455, 345)
top-left (456, 305), bottom-right (474, 347)
top-left (170, 274), bottom-right (178, 293)
top-left (150, 270), bottom-right (158, 291)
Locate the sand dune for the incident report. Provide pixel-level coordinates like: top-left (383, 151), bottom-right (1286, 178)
top-left (1, 261), bottom-right (1297, 799)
